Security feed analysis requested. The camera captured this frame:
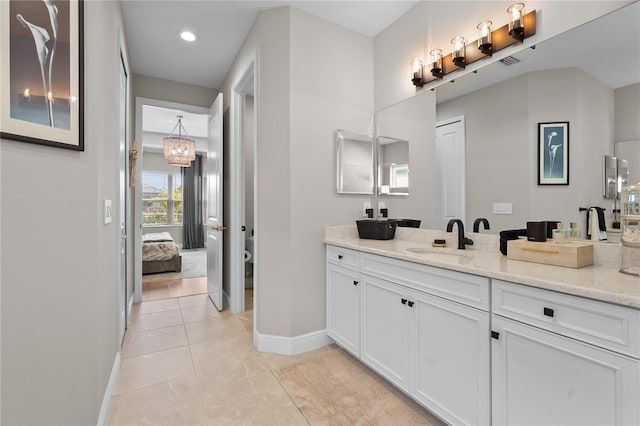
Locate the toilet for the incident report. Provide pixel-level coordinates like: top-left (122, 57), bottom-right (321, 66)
top-left (245, 236), bottom-right (254, 263)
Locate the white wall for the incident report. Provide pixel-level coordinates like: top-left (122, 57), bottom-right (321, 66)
top-left (0, 1), bottom-right (126, 424)
top-left (219, 6), bottom-right (374, 337)
top-left (374, 0), bottom-right (631, 111)
top-left (289, 7), bottom-right (374, 336)
top-left (244, 96), bottom-right (255, 237)
top-left (615, 83), bottom-right (640, 142)
top-left (436, 68), bottom-right (614, 235)
top-left (219, 7), bottom-right (293, 335)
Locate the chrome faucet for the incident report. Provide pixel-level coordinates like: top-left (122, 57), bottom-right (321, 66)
top-left (446, 219), bottom-right (474, 249)
top-left (473, 218), bottom-right (490, 233)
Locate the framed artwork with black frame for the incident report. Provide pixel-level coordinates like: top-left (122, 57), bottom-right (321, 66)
top-left (0, 0), bottom-right (84, 151)
top-left (538, 121), bottom-right (569, 185)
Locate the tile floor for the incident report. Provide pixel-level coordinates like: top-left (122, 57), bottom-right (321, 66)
top-left (108, 287), bottom-right (433, 425)
top-left (142, 276), bottom-right (207, 302)
top-left (109, 290), bottom-right (319, 425)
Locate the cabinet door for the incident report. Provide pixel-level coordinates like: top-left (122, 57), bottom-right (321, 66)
top-left (412, 291), bottom-right (490, 425)
top-left (361, 275), bottom-right (411, 391)
top-left (326, 263), bottom-right (360, 357)
top-left (492, 315), bottom-right (640, 426)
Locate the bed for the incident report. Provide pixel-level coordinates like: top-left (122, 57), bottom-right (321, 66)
top-left (142, 232), bottom-right (182, 274)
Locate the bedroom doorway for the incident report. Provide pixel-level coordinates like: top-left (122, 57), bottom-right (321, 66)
top-left (134, 98), bottom-right (210, 303)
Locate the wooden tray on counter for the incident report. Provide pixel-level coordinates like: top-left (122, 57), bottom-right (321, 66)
top-left (507, 239), bottom-right (593, 268)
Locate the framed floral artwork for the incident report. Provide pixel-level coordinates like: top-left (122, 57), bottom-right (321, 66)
top-left (0, 0), bottom-right (84, 151)
top-left (538, 121), bottom-right (569, 185)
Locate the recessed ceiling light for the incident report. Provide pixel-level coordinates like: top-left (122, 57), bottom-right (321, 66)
top-left (180, 31), bottom-right (196, 42)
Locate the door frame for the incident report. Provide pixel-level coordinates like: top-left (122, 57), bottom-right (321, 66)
top-left (229, 51), bottom-right (257, 318)
top-left (133, 97), bottom-right (209, 303)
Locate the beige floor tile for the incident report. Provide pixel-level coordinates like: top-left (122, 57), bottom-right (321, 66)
top-left (181, 302), bottom-right (221, 324)
top-left (115, 346), bottom-right (196, 395)
top-left (131, 298), bottom-right (180, 317)
top-left (184, 317), bottom-right (247, 345)
top-left (169, 277), bottom-right (207, 298)
top-left (236, 311), bottom-right (254, 333)
top-left (128, 309), bottom-right (184, 333)
top-left (261, 344), bottom-right (335, 369)
top-left (122, 325), bottom-right (188, 358)
top-left (178, 293), bottom-right (211, 309)
top-left (108, 377), bottom-right (206, 426)
top-left (198, 367), bottom-right (307, 425)
top-left (190, 333), bottom-right (259, 377)
top-left (141, 287), bottom-right (173, 302)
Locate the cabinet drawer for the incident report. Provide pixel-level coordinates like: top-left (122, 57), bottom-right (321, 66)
top-left (493, 280), bottom-right (640, 358)
top-left (326, 245), bottom-right (360, 269)
top-left (361, 253), bottom-right (489, 311)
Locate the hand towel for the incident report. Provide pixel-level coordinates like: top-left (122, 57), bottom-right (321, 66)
top-left (587, 207), bottom-right (607, 241)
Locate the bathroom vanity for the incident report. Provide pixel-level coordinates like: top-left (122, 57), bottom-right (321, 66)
top-left (325, 226), bottom-right (639, 425)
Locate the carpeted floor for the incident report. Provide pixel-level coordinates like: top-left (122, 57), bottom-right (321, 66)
top-left (142, 248), bottom-right (207, 283)
top-left (272, 347), bottom-right (444, 426)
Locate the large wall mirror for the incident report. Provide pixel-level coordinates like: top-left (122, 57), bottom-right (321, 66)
top-left (373, 2), bottom-right (639, 234)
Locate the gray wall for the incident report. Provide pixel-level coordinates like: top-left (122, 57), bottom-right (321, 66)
top-left (0, 1), bottom-right (126, 424)
top-left (615, 83), bottom-right (640, 142)
top-left (133, 74), bottom-right (217, 108)
top-left (219, 6), bottom-right (374, 337)
top-left (436, 68), bottom-right (614, 235)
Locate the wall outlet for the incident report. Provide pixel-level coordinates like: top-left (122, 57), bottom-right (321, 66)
top-left (493, 202), bottom-right (513, 215)
top-left (363, 201), bottom-right (372, 217)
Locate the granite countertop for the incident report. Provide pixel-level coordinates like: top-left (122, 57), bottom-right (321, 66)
top-left (324, 226), bottom-right (640, 309)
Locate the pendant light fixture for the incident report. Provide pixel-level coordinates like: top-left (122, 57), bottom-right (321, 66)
top-left (163, 115), bottom-right (196, 167)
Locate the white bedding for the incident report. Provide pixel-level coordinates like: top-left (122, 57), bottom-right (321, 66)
top-left (143, 232), bottom-right (174, 243)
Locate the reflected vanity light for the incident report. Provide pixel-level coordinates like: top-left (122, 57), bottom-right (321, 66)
top-left (508, 3), bottom-right (525, 42)
top-left (410, 58), bottom-right (424, 87)
top-left (477, 20), bottom-right (493, 55)
top-left (451, 36), bottom-right (466, 68)
top-left (430, 49), bottom-right (443, 78)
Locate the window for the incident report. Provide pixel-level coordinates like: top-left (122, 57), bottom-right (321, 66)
top-left (142, 172), bottom-right (182, 225)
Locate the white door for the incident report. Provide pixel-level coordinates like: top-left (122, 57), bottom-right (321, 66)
top-left (492, 315), bottom-right (639, 426)
top-left (117, 52), bottom-right (128, 344)
top-left (360, 275), bottom-right (411, 391)
top-left (411, 290), bottom-right (490, 425)
top-left (435, 117), bottom-right (465, 229)
top-left (207, 93), bottom-right (224, 311)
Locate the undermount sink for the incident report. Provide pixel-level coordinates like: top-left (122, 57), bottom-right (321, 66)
top-left (405, 247), bottom-right (467, 257)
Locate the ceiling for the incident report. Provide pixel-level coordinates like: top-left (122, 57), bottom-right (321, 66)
top-left (120, 0), bottom-right (418, 89)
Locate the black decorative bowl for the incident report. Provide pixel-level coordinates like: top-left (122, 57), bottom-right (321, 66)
top-left (391, 219), bottom-right (421, 228)
top-left (356, 220), bottom-right (397, 240)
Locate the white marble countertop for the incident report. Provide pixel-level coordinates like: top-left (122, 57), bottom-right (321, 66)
top-left (324, 226), bottom-right (640, 309)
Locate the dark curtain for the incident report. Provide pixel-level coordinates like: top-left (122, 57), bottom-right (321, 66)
top-left (182, 154), bottom-right (205, 249)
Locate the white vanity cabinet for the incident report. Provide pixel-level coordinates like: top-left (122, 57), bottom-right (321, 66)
top-left (332, 249), bottom-right (491, 425)
top-left (491, 280), bottom-right (640, 425)
top-left (326, 246), bottom-right (361, 357)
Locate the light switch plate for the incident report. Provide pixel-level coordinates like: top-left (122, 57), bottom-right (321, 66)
top-left (104, 199), bottom-right (112, 224)
top-left (493, 202), bottom-right (513, 215)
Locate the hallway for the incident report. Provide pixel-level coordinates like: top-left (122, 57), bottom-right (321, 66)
top-left (108, 290), bottom-right (311, 424)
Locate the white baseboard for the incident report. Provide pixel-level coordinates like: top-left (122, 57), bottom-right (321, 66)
top-left (97, 351), bottom-right (121, 426)
top-left (127, 294), bottom-right (134, 322)
top-left (255, 329), bottom-right (332, 356)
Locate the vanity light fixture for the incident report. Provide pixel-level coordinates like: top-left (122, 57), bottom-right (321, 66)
top-left (410, 58), bottom-right (425, 87)
top-left (451, 36), bottom-right (466, 68)
top-left (477, 20), bottom-right (493, 55)
top-left (507, 3), bottom-right (525, 42)
top-left (430, 49), bottom-right (443, 78)
top-left (163, 115), bottom-right (196, 167)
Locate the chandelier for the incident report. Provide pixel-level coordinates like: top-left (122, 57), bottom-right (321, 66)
top-left (163, 115), bottom-right (196, 167)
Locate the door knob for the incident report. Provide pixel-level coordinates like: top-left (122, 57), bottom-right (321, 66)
top-left (211, 225), bottom-right (227, 232)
